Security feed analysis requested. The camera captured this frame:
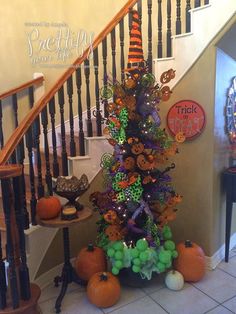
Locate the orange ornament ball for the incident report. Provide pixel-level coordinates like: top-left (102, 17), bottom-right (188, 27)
top-left (36, 196), bottom-right (61, 220)
top-left (87, 272), bottom-right (121, 308)
top-left (174, 240), bottom-right (206, 282)
top-left (75, 244), bottom-right (107, 281)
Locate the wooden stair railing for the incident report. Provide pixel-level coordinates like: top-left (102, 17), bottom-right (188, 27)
top-left (0, 0), bottom-right (208, 311)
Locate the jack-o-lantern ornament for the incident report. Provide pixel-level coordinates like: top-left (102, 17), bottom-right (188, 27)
top-left (136, 154), bottom-right (153, 171)
top-left (105, 225), bottom-right (123, 241)
top-left (128, 137), bottom-right (145, 155)
top-left (174, 240), bottom-right (206, 282)
top-left (123, 156), bottom-right (135, 170)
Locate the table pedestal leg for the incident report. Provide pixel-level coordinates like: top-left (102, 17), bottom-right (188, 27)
top-left (54, 227), bottom-right (86, 313)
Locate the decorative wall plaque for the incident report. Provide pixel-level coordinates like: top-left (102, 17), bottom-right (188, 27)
top-left (167, 100), bottom-right (206, 141)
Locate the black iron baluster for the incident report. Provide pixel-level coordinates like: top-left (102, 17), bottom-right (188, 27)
top-left (204, 0), bottom-right (209, 4)
top-left (138, 0), bottom-right (142, 25)
top-left (26, 127), bottom-right (37, 225)
top-left (111, 28), bottom-right (117, 84)
top-left (28, 86), bottom-right (34, 109)
top-left (1, 178), bottom-right (19, 309)
top-left (157, 0), bottom-right (163, 58)
top-left (186, 0), bottom-right (191, 33)
top-left (12, 175), bottom-right (31, 300)
top-left (33, 117), bottom-right (44, 198)
top-left (166, 0), bottom-right (172, 57)
top-left (67, 76), bottom-right (76, 157)
top-left (0, 230), bottom-right (6, 309)
top-left (102, 38), bottom-right (109, 118)
top-left (75, 67), bottom-right (85, 156)
top-left (195, 0), bottom-right (200, 7)
top-left (49, 97), bottom-right (59, 177)
top-left (0, 100), bottom-right (4, 149)
top-left (58, 86), bottom-right (69, 176)
top-left (93, 48), bottom-right (102, 137)
top-left (147, 0), bottom-right (153, 72)
top-left (84, 59), bottom-right (93, 137)
top-left (119, 18), bottom-right (125, 82)
top-left (12, 93), bottom-right (18, 128)
top-left (41, 107), bottom-right (53, 195)
top-left (176, 0), bottom-right (181, 35)
top-left (17, 140), bottom-right (29, 230)
top-left (128, 10), bottom-right (133, 35)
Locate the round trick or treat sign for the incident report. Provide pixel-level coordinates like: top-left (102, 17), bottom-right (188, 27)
top-left (167, 100), bottom-right (206, 141)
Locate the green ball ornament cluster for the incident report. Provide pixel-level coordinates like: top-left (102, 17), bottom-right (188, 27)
top-left (155, 237), bottom-right (178, 273)
top-left (107, 241), bottom-right (125, 275)
top-left (130, 239), bottom-right (151, 274)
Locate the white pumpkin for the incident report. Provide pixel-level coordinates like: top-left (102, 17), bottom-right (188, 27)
top-left (165, 270), bottom-right (184, 291)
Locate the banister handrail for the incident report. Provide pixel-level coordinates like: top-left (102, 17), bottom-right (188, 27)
top-left (0, 0), bottom-right (138, 165)
top-left (0, 76), bottom-right (44, 100)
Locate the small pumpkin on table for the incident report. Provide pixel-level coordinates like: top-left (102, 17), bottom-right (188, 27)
top-left (36, 194), bottom-right (61, 220)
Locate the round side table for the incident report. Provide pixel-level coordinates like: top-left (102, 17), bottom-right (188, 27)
top-left (37, 207), bottom-right (92, 313)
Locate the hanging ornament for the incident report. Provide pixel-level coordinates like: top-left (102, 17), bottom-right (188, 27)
top-left (160, 69), bottom-right (176, 84)
top-left (100, 153), bottom-right (114, 170)
top-left (161, 86), bottom-right (172, 101)
top-left (175, 132), bottom-right (186, 143)
top-left (100, 85), bottom-right (113, 99)
top-left (141, 73), bottom-right (156, 88)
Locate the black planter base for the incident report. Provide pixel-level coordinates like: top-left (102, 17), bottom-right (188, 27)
top-left (118, 268), bottom-right (159, 288)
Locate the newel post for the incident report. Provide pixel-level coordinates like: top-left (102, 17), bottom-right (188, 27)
top-left (0, 164), bottom-right (41, 313)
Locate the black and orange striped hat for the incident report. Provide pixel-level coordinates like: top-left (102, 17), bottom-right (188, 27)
top-left (127, 10), bottom-right (144, 69)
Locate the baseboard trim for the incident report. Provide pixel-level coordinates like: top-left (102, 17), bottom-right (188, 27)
top-left (34, 257), bottom-right (76, 290)
top-left (205, 232), bottom-right (236, 270)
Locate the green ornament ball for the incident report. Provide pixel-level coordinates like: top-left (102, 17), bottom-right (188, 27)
top-left (141, 73), bottom-right (155, 87)
top-left (132, 265), bottom-right (141, 273)
top-left (114, 250), bottom-right (124, 260)
top-left (136, 239), bottom-right (148, 251)
top-left (172, 250), bottom-right (178, 258)
top-left (163, 225), bottom-right (171, 233)
top-left (112, 267), bottom-right (120, 275)
top-left (107, 248), bottom-right (115, 257)
top-left (164, 240), bottom-right (176, 251)
top-left (131, 248), bottom-right (139, 258)
top-left (114, 260), bottom-right (123, 269)
top-left (133, 258), bottom-right (141, 266)
top-left (165, 261), bottom-right (172, 269)
top-left (157, 262), bottom-right (166, 273)
top-left (163, 231), bottom-right (172, 240)
top-left (139, 251), bottom-right (149, 262)
top-left (159, 250), bottom-right (172, 264)
top-left (113, 241), bottom-right (124, 251)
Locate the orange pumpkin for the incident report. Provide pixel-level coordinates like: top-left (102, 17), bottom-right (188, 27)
top-left (87, 272), bottom-right (121, 308)
top-left (36, 196), bottom-right (61, 220)
top-left (174, 240), bottom-right (206, 282)
top-left (75, 244), bottom-right (107, 281)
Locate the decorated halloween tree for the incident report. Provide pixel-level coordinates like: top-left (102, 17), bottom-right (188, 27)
top-left (90, 11), bottom-right (183, 280)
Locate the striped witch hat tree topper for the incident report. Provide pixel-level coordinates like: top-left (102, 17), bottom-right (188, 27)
top-left (127, 10), bottom-right (144, 69)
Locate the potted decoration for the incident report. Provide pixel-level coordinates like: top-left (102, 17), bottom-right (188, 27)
top-left (90, 10), bottom-right (183, 285)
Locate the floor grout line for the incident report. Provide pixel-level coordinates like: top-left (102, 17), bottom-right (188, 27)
top-left (187, 282), bottom-right (221, 305)
top-left (104, 294), bottom-right (148, 314)
top-left (148, 291), bottom-right (170, 314)
top-left (220, 303), bottom-right (235, 314)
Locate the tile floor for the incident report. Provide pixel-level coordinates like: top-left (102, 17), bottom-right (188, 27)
top-left (38, 248), bottom-right (236, 314)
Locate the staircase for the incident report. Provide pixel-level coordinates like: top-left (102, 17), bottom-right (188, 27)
top-left (0, 0), bottom-right (235, 310)
top-left (154, 0), bottom-right (236, 89)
